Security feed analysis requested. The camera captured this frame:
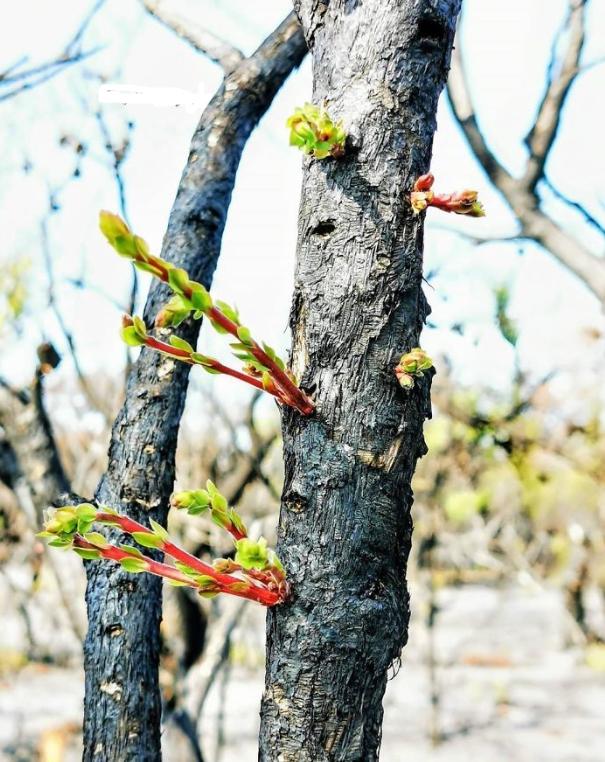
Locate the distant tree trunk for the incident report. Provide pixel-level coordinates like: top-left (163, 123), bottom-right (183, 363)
top-left (259, 2), bottom-right (461, 759)
top-left (82, 16), bottom-right (306, 761)
top-left (0, 367), bottom-right (69, 519)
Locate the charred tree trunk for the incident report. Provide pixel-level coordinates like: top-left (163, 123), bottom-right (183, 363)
top-left (260, 2), bottom-right (461, 759)
top-left (0, 368), bottom-right (69, 518)
top-left (82, 16), bottom-right (306, 761)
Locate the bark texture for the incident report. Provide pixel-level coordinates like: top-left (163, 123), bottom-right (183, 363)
top-left (83, 16), bottom-right (306, 762)
top-left (260, 2), bottom-right (461, 759)
top-left (0, 371), bottom-right (69, 517)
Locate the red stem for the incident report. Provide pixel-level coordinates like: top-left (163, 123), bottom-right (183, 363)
top-left (161, 540), bottom-right (280, 605)
top-left (134, 250), bottom-right (172, 283)
top-left (428, 194), bottom-right (456, 213)
top-left (145, 335), bottom-right (190, 358)
top-left (94, 512), bottom-right (281, 606)
top-left (206, 306), bottom-right (314, 415)
top-left (134, 249), bottom-right (313, 414)
top-left (144, 335), bottom-right (284, 400)
top-left (74, 536), bottom-right (192, 586)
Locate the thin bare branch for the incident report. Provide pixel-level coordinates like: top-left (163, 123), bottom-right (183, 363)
top-left (40, 220), bottom-right (113, 422)
top-left (447, 4), bottom-right (605, 302)
top-left (447, 36), bottom-right (513, 188)
top-left (0, 50), bottom-right (96, 87)
top-left (141, 0), bottom-right (244, 73)
top-left (65, 0), bottom-right (107, 55)
top-left (0, 50), bottom-right (99, 103)
top-left (523, 0), bottom-right (588, 189)
top-left (94, 109), bottom-right (131, 226)
top-left (544, 174), bottom-right (605, 239)
top-left (428, 222), bottom-right (526, 247)
top-left (514, 201), bottom-right (605, 300)
top-left (187, 600), bottom-right (247, 722)
top-left (93, 106), bottom-right (138, 374)
top-left (198, 389), bottom-right (280, 505)
top-left (0, 0), bottom-right (106, 102)
top-left (0, 55), bottom-right (28, 80)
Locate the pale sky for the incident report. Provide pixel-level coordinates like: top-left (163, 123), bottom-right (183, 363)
top-left (1, 0), bottom-right (604, 427)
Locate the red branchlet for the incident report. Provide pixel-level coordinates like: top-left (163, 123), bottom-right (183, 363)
top-left (205, 306), bottom-right (315, 415)
top-left (410, 173), bottom-right (485, 217)
top-left (94, 511), bottom-right (283, 606)
top-left (144, 335), bottom-right (279, 399)
top-left (146, 324), bottom-right (313, 415)
top-left (73, 535), bottom-right (193, 586)
top-left (126, 246), bottom-right (314, 414)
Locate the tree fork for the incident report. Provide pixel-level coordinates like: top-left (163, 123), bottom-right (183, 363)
top-left (260, 2), bottom-right (461, 759)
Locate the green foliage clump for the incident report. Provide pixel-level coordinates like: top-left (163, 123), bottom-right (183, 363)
top-left (494, 286), bottom-right (518, 347)
top-left (287, 103), bottom-right (346, 159)
top-left (0, 258), bottom-right (29, 334)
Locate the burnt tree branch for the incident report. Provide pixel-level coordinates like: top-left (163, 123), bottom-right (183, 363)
top-left (0, 367), bottom-right (69, 519)
top-left (82, 14), bottom-right (306, 761)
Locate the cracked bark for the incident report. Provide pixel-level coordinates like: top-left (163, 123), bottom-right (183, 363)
top-left (82, 14), bottom-right (306, 762)
top-left (259, 2), bottom-right (461, 759)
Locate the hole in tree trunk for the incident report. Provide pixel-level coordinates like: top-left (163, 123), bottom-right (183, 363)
top-left (416, 15), bottom-right (447, 53)
top-left (417, 16), bottom-right (445, 42)
top-left (310, 220), bottom-right (336, 237)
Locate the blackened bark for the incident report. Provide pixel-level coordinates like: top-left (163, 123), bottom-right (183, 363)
top-left (0, 371), bottom-right (69, 517)
top-left (0, 368), bottom-right (87, 639)
top-left (260, 2), bottom-right (461, 759)
top-left (83, 15), bottom-right (306, 762)
top-left (0, 435), bottom-right (21, 491)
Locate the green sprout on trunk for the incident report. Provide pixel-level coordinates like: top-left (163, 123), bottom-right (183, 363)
top-left (286, 103), bottom-right (346, 159)
top-left (395, 347), bottom-right (433, 390)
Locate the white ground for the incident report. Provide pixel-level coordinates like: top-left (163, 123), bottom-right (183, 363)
top-left (1, 584), bottom-right (604, 761)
